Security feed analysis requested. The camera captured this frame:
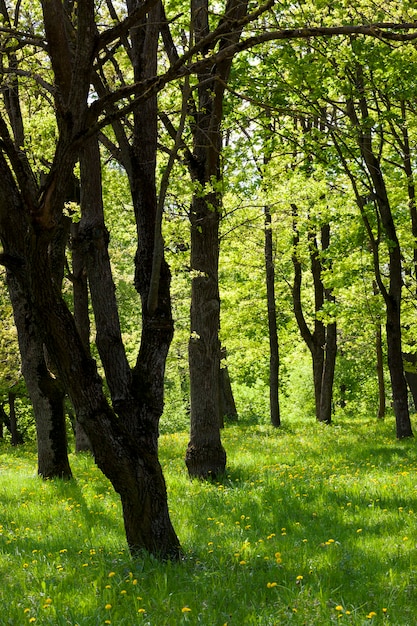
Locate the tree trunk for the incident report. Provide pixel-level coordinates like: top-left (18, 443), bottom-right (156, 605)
top-left (8, 391), bottom-right (22, 445)
top-left (376, 324), bottom-right (386, 419)
top-left (264, 204), bottom-right (280, 427)
top-left (345, 65), bottom-right (413, 438)
top-left (186, 193), bottom-right (226, 477)
top-left (6, 270), bottom-right (72, 477)
top-left (292, 207), bottom-right (336, 423)
top-left (219, 348), bottom-right (238, 424)
top-left (185, 0), bottom-right (248, 478)
top-left (386, 297), bottom-right (412, 437)
top-left (70, 221), bottom-right (92, 452)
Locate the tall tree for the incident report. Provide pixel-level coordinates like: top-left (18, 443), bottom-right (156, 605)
top-left (184, 0), bottom-right (248, 478)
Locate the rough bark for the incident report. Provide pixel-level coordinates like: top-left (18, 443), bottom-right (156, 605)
top-left (185, 0), bottom-right (248, 478)
top-left (0, 1), bottom-right (181, 558)
top-left (7, 270), bottom-right (72, 477)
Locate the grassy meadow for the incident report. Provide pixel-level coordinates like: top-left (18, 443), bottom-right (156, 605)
top-left (1, 417), bottom-right (417, 625)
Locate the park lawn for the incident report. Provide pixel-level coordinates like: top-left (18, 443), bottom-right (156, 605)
top-left (1, 416), bottom-right (417, 625)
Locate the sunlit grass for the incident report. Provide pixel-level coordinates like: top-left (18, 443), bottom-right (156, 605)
top-left (1, 416), bottom-right (417, 624)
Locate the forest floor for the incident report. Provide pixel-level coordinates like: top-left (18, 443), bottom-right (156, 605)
top-left (1, 416), bottom-right (417, 625)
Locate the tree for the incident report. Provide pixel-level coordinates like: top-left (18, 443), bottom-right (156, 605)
top-left (183, 0), bottom-right (248, 478)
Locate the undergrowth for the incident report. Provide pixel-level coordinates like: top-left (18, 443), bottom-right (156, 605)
top-left (1, 416), bottom-right (417, 625)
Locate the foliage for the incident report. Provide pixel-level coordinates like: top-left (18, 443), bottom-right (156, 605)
top-left (1, 417), bottom-right (417, 624)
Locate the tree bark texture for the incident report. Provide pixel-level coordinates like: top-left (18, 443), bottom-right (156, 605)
top-left (0, 1), bottom-right (181, 558)
top-left (185, 0), bottom-right (248, 478)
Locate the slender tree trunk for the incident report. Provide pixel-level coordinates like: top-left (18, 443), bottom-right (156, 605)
top-left (345, 65), bottom-right (412, 438)
top-left (264, 204), bottom-right (280, 426)
top-left (375, 324), bottom-right (386, 419)
top-left (292, 207), bottom-right (336, 422)
top-left (219, 348), bottom-right (238, 424)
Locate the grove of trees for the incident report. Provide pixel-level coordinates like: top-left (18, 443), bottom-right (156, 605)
top-left (1, 0), bottom-right (417, 558)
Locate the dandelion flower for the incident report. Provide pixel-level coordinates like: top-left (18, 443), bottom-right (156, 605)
top-left (335, 605), bottom-right (344, 612)
top-left (181, 607), bottom-right (192, 613)
top-left (367, 611), bottom-right (377, 619)
top-left (296, 575), bottom-right (303, 581)
top-left (267, 582), bottom-right (277, 588)
top-left (138, 608), bottom-right (146, 614)
top-left (108, 571), bottom-right (116, 577)
top-left (105, 604), bottom-right (112, 610)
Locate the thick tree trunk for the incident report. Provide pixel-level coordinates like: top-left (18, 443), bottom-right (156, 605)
top-left (186, 194), bottom-right (226, 477)
top-left (184, 0), bottom-right (248, 477)
top-left (6, 271), bottom-right (72, 478)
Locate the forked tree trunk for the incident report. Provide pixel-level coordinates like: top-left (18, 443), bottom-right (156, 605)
top-left (292, 209), bottom-right (336, 423)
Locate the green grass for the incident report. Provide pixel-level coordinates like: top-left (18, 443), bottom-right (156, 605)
top-left (1, 417), bottom-right (417, 625)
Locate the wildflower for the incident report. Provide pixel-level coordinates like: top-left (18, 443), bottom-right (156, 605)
top-left (267, 582), bottom-right (277, 588)
top-left (367, 611), bottom-right (377, 619)
top-left (120, 590), bottom-right (127, 595)
top-left (108, 571), bottom-right (116, 577)
top-left (382, 608), bottom-right (387, 613)
top-left (239, 560), bottom-right (246, 565)
top-left (357, 528), bottom-right (363, 533)
top-left (296, 575), bottom-right (303, 581)
top-left (29, 619), bottom-right (36, 624)
top-left (138, 608), bottom-right (146, 613)
top-left (181, 607), bottom-right (192, 613)
top-left (335, 605), bottom-right (344, 612)
top-left (105, 604), bottom-right (112, 610)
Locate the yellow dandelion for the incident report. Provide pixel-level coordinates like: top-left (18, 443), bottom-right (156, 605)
top-left (105, 604), bottom-right (112, 610)
top-left (367, 611), bottom-right (377, 619)
top-left (138, 608), bottom-right (146, 613)
top-left (267, 582), bottom-right (278, 588)
top-left (120, 590), bottom-right (127, 595)
top-left (181, 607), bottom-right (192, 613)
top-left (335, 605), bottom-right (344, 612)
top-left (108, 571), bottom-right (116, 577)
top-left (296, 575), bottom-right (303, 581)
